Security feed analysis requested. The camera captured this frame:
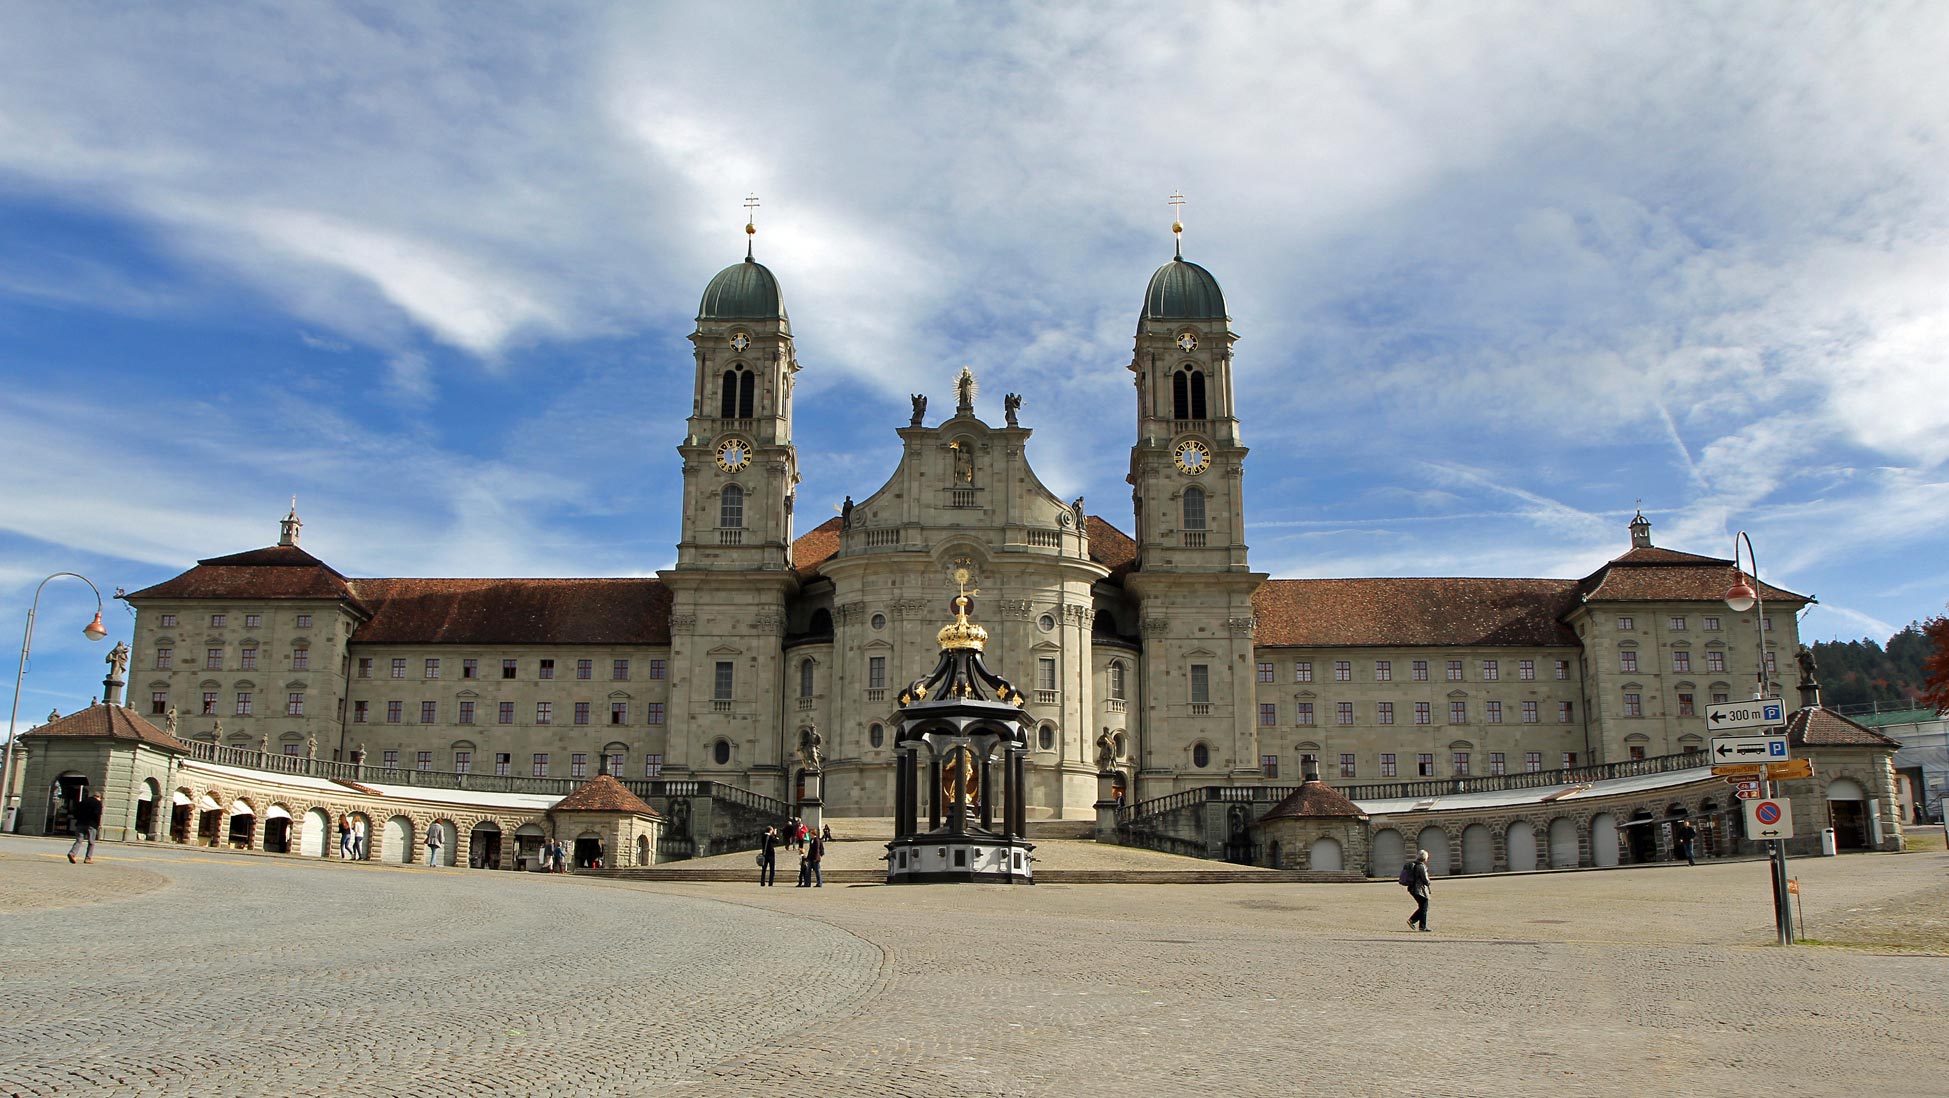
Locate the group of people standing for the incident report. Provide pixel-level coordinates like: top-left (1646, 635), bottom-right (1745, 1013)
top-left (758, 817), bottom-right (830, 887)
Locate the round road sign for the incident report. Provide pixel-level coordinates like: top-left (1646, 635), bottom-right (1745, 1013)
top-left (1755, 801), bottom-right (1783, 825)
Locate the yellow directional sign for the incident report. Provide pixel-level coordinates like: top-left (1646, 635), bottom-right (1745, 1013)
top-left (1765, 758), bottom-right (1814, 781)
top-left (1712, 763), bottom-right (1764, 777)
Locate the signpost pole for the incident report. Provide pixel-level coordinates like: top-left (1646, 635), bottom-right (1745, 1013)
top-left (1763, 774), bottom-right (1792, 945)
top-left (1726, 530), bottom-right (1792, 947)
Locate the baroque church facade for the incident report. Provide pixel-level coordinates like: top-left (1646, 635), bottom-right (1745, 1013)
top-left (124, 232), bottom-right (1810, 820)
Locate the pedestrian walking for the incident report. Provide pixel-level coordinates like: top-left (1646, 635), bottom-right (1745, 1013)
top-left (807, 829), bottom-right (824, 888)
top-left (350, 818), bottom-right (366, 861)
top-left (1674, 819), bottom-right (1698, 866)
top-left (425, 822), bottom-right (443, 867)
top-left (758, 826), bottom-right (779, 886)
top-left (337, 813), bottom-right (352, 859)
top-left (67, 793), bottom-right (104, 864)
top-left (1402, 849), bottom-right (1432, 931)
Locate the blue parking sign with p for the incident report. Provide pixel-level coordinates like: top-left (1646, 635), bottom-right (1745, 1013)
top-left (1768, 740), bottom-right (1787, 758)
top-left (1763, 702), bottom-right (1783, 724)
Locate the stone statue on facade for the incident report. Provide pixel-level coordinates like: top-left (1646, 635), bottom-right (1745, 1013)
top-left (1095, 728), bottom-right (1117, 772)
top-left (1004, 392), bottom-right (1021, 427)
top-left (165, 707), bottom-right (178, 736)
top-left (258, 733), bottom-right (269, 754)
top-left (106, 641), bottom-right (130, 679)
top-left (307, 735), bottom-right (317, 759)
top-left (46, 708), bottom-right (60, 724)
top-left (351, 743), bottom-right (367, 766)
top-left (841, 495), bottom-right (854, 529)
top-left (909, 393), bottom-right (927, 427)
top-left (212, 719), bottom-right (224, 740)
top-left (1072, 497), bottom-right (1086, 526)
top-left (1795, 644), bottom-right (1819, 683)
top-left (798, 726), bottom-right (824, 772)
top-left (954, 366), bottom-right (977, 414)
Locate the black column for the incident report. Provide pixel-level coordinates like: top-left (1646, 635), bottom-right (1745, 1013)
top-left (949, 746), bottom-right (966, 836)
top-left (1011, 749), bottom-right (1027, 838)
top-left (929, 755), bottom-right (941, 832)
top-left (979, 749), bottom-right (994, 830)
top-left (894, 748), bottom-right (911, 837)
top-left (1001, 744), bottom-right (1017, 838)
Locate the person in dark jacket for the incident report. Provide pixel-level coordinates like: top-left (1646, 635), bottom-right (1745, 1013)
top-left (1674, 819), bottom-right (1698, 866)
top-left (68, 793), bottom-right (104, 864)
top-left (806, 830), bottom-right (824, 888)
top-left (1405, 850), bottom-right (1432, 931)
top-left (758, 826), bottom-right (779, 886)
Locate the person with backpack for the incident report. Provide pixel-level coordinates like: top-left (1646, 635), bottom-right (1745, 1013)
top-left (1402, 849), bottom-right (1432, 931)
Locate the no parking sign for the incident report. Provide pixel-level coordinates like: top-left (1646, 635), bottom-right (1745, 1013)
top-left (1744, 797), bottom-right (1795, 840)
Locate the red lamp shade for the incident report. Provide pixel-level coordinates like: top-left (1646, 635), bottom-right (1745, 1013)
top-left (1723, 575), bottom-right (1757, 613)
top-left (83, 612), bottom-right (108, 641)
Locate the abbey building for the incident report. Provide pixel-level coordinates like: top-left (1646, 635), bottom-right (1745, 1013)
top-left (124, 233), bottom-right (1811, 820)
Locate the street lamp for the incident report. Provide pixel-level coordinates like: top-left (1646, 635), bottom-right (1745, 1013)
top-left (2, 573), bottom-right (109, 832)
top-left (1723, 532), bottom-right (1792, 945)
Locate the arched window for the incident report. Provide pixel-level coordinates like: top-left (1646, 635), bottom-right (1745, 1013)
top-left (1108, 660), bottom-right (1126, 700)
top-left (806, 608), bottom-right (834, 638)
top-left (719, 365), bottom-right (755, 418)
top-left (1182, 486), bottom-right (1207, 531)
top-left (1172, 366), bottom-right (1207, 419)
top-left (869, 723), bottom-right (885, 748)
top-left (720, 484), bottom-right (744, 529)
top-left (798, 658), bottom-right (815, 698)
top-left (1192, 742), bottom-right (1211, 768)
top-left (1038, 724), bottom-right (1056, 751)
top-left (712, 739), bottom-right (732, 766)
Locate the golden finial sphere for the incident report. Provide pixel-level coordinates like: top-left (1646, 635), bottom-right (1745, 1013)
top-left (746, 221), bottom-right (757, 235)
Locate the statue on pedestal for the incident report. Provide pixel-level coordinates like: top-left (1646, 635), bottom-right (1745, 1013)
top-left (1095, 728), bottom-right (1117, 773)
top-left (106, 641), bottom-right (130, 679)
top-left (798, 726), bottom-right (824, 773)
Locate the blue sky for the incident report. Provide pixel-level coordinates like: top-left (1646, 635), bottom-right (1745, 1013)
top-left (4, 2), bottom-right (1947, 718)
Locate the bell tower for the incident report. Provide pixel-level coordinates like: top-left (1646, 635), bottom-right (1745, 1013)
top-left (675, 195), bottom-right (800, 571)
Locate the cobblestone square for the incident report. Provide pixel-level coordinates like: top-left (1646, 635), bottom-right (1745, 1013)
top-left (2, 834), bottom-right (1942, 1097)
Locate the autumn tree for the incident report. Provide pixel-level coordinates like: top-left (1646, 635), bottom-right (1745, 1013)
top-left (1923, 609), bottom-right (1949, 716)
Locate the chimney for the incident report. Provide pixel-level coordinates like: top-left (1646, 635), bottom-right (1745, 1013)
top-left (1628, 508), bottom-right (1653, 549)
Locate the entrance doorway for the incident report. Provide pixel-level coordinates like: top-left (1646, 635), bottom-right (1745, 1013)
top-left (44, 774), bottom-right (88, 835)
top-left (470, 822), bottom-right (503, 869)
top-left (134, 779), bottom-right (160, 840)
top-left (263, 805), bottom-right (293, 853)
top-left (573, 834), bottom-right (604, 869)
top-left (1827, 778), bottom-right (1869, 849)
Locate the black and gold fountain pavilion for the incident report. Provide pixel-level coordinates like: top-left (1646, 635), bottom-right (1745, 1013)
top-left (885, 570), bottom-right (1035, 884)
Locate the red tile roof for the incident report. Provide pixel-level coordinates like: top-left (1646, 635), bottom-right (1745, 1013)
top-left (1578, 547), bottom-right (1809, 605)
top-left (793, 517), bottom-right (842, 579)
top-left (1086, 516), bottom-right (1138, 580)
top-left (1257, 779), bottom-right (1368, 822)
top-left (1253, 577), bottom-right (1581, 648)
top-left (349, 578), bottom-right (672, 645)
top-left (550, 774), bottom-right (660, 816)
top-left (24, 704), bottom-right (189, 752)
top-left (1787, 707), bottom-right (1901, 749)
top-left (126, 544), bottom-right (361, 603)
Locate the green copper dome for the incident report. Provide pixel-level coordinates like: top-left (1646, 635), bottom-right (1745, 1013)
top-left (1142, 256), bottom-right (1227, 320)
top-left (699, 256), bottom-right (787, 320)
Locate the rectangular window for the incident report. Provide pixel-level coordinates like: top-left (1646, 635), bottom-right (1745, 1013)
top-left (574, 702), bottom-right (590, 725)
top-left (1334, 660), bottom-right (1351, 681)
top-left (1453, 752), bottom-right (1470, 776)
top-left (1446, 660), bottom-right (1463, 681)
top-left (1414, 702), bottom-right (1430, 725)
top-left (498, 701), bottom-right (514, 724)
top-left (1668, 616), bottom-right (1686, 631)
top-left (1764, 652), bottom-right (1777, 675)
top-left (463, 659), bottom-right (477, 679)
top-left (210, 613), bottom-right (225, 627)
top-left (387, 701), bottom-right (402, 723)
top-left (156, 647), bottom-right (173, 669)
top-left (1449, 700), bottom-right (1466, 724)
top-left (1189, 664), bottom-right (1210, 704)
top-left (1482, 660), bottom-right (1498, 681)
top-left (1294, 662), bottom-right (1313, 683)
top-left (536, 702), bottom-right (553, 725)
top-left (1377, 701), bottom-right (1394, 725)
top-left (649, 659), bottom-right (666, 680)
top-left (1336, 701), bottom-right (1354, 725)
top-left (286, 692), bottom-right (304, 716)
top-left (604, 700), bottom-right (629, 725)
top-left (1375, 660), bottom-right (1391, 682)
top-left (1763, 617), bottom-right (1774, 631)
top-left (1624, 692), bottom-right (1643, 717)
top-left (1339, 754), bottom-right (1357, 779)
top-left (295, 614), bottom-right (312, 629)
top-left (646, 702), bottom-right (665, 725)
top-left (1558, 701), bottom-right (1572, 723)
top-left (1555, 660), bottom-right (1570, 680)
top-left (645, 753), bottom-right (664, 777)
top-left (356, 657), bottom-right (371, 678)
top-left (150, 691), bottom-right (168, 715)
top-left (206, 647), bottom-right (223, 670)
top-left (353, 700), bottom-right (368, 723)
top-left (159, 614), bottom-right (177, 628)
top-left (1704, 616), bottom-right (1721, 631)
top-left (1489, 752), bottom-right (1506, 776)
top-left (538, 659), bottom-right (554, 680)
top-left (1485, 700), bottom-right (1502, 724)
top-left (1712, 692), bottom-right (1729, 705)
top-left (1618, 616), bottom-right (1634, 631)
top-left (1523, 701), bottom-right (1539, 723)
top-left (1677, 692), bottom-right (1696, 717)
top-left (1037, 658), bottom-right (1058, 692)
top-left (417, 751), bottom-right (432, 772)
top-left (613, 659), bottom-right (630, 680)
top-left (383, 750), bottom-right (398, 770)
top-left (240, 648), bottom-right (257, 671)
top-left (1295, 702), bottom-right (1314, 725)
top-left (283, 744), bottom-right (301, 758)
top-left (605, 753), bottom-right (624, 777)
top-left (1260, 754), bottom-right (1279, 778)
top-left (421, 701), bottom-right (437, 723)
top-left (1620, 650), bottom-right (1638, 673)
top-left (1630, 745), bottom-right (1647, 760)
top-left (1684, 744), bottom-right (1703, 755)
top-left (458, 700), bottom-right (474, 724)
top-left (1519, 659), bottom-right (1534, 680)
top-left (1526, 751), bottom-right (1543, 773)
top-left (291, 648), bottom-right (309, 671)
top-left (503, 659), bottom-right (517, 680)
top-left (234, 692), bottom-right (253, 716)
top-left (494, 752), bottom-right (511, 776)
top-left (455, 751), bottom-right (471, 774)
top-left (532, 753), bottom-right (548, 778)
top-left (571, 753), bottom-right (587, 779)
top-left (243, 613), bottom-right (261, 628)
top-left (1417, 753), bottom-right (1434, 777)
top-left (1258, 703), bottom-right (1276, 726)
top-left (1672, 651), bottom-right (1690, 672)
top-left (425, 658), bottom-right (440, 679)
top-left (714, 661), bottom-right (734, 700)
top-left (1412, 660), bottom-right (1428, 682)
top-left (390, 658), bottom-right (406, 679)
top-left (1381, 753), bottom-right (1397, 778)
top-left (576, 659), bottom-right (592, 680)
top-left (1256, 661), bottom-right (1274, 683)
top-left (1707, 650), bottom-right (1726, 672)
top-left (869, 656), bottom-right (887, 690)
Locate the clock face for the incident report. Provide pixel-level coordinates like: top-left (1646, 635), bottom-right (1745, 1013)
top-left (730, 332), bottom-right (750, 352)
top-left (1176, 331), bottom-right (1198, 352)
top-left (715, 437), bottom-right (752, 472)
top-left (1173, 438), bottom-right (1212, 475)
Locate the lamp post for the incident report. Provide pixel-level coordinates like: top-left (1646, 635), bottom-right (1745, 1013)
top-left (1724, 533), bottom-right (1793, 946)
top-left (3, 573), bottom-right (109, 832)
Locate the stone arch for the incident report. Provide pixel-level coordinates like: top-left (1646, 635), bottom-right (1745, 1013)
top-left (381, 815), bottom-right (414, 863)
top-left (1461, 823), bottom-right (1494, 873)
top-left (514, 820), bottom-right (547, 872)
top-left (1548, 816), bottom-right (1580, 868)
top-left (1369, 827), bottom-right (1406, 877)
top-left (1309, 836), bottom-right (1344, 872)
top-left (1590, 812), bottom-right (1620, 866)
top-left (134, 778), bottom-right (161, 840)
top-left (226, 797), bottom-right (256, 849)
top-left (299, 807), bottom-right (331, 857)
top-left (262, 803), bottom-right (294, 853)
top-left (1416, 825), bottom-right (1451, 876)
top-left (636, 833), bottom-right (652, 868)
top-left (347, 811), bottom-right (373, 860)
top-left (469, 819), bottom-right (504, 869)
top-left (1505, 820), bottom-right (1538, 871)
top-left (426, 818), bottom-right (458, 866)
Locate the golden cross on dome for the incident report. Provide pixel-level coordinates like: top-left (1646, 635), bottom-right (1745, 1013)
top-left (1168, 191), bottom-right (1187, 257)
top-left (951, 560), bottom-right (980, 601)
top-left (744, 192), bottom-right (760, 256)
